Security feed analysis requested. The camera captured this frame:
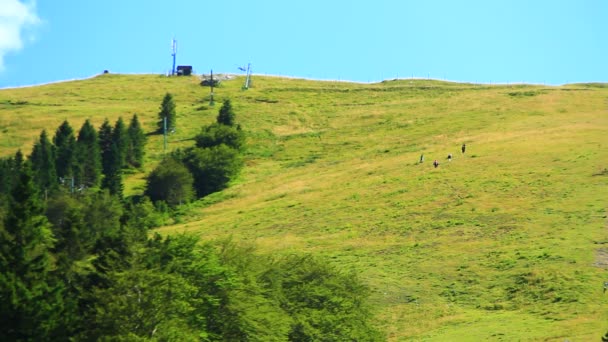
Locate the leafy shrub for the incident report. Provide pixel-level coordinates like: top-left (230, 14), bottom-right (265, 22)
top-left (145, 158), bottom-right (194, 207)
top-left (194, 123), bottom-right (245, 151)
top-left (182, 145), bottom-right (243, 198)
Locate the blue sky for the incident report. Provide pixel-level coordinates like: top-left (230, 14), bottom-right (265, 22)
top-left (0, 0), bottom-right (606, 87)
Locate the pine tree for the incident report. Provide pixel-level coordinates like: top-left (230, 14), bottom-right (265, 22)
top-left (0, 157), bottom-right (11, 197)
top-left (112, 117), bottom-right (129, 169)
top-left (157, 93), bottom-right (176, 133)
top-left (127, 114), bottom-right (146, 168)
top-left (98, 119), bottom-right (114, 176)
top-left (74, 119), bottom-right (102, 188)
top-left (217, 99), bottom-right (235, 126)
top-left (0, 162), bottom-right (64, 340)
top-left (53, 120), bottom-right (77, 181)
top-left (98, 119), bottom-right (123, 197)
top-left (101, 142), bottom-right (124, 198)
top-left (29, 130), bottom-right (58, 194)
top-left (0, 151), bottom-right (22, 197)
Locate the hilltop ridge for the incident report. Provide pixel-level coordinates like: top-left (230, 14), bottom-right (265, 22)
top-left (1, 74), bottom-right (607, 340)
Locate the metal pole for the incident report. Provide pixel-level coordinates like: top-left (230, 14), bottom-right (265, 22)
top-left (244, 63), bottom-right (251, 89)
top-left (171, 38), bottom-right (177, 76)
top-left (210, 69), bottom-right (215, 106)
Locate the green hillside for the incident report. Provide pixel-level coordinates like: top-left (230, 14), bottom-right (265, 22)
top-left (1, 74), bottom-right (607, 340)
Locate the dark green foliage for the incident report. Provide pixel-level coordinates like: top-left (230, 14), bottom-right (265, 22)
top-left (86, 268), bottom-right (200, 341)
top-left (263, 255), bottom-right (384, 341)
top-left (46, 193), bottom-right (86, 263)
top-left (603, 330), bottom-right (608, 342)
top-left (217, 98), bottom-right (235, 126)
top-left (158, 93), bottom-right (176, 133)
top-left (99, 119), bottom-right (124, 197)
top-left (214, 240), bottom-right (293, 340)
top-left (112, 117), bottom-right (129, 169)
top-left (0, 151), bottom-right (22, 197)
top-left (145, 157), bottom-right (194, 207)
top-left (195, 122), bottom-right (245, 150)
top-left (0, 162), bottom-right (65, 340)
top-left (0, 158), bottom-right (12, 215)
top-left (98, 118), bottom-right (113, 172)
top-left (124, 196), bottom-right (165, 231)
top-left (0, 92), bottom-right (381, 341)
top-left (183, 144), bottom-right (243, 197)
top-left (29, 129), bottom-right (58, 193)
top-left (85, 191), bottom-right (124, 250)
top-left (126, 114), bottom-right (146, 168)
top-left (53, 120), bottom-right (77, 180)
top-left (101, 142), bottom-right (124, 198)
top-left (74, 119), bottom-right (102, 188)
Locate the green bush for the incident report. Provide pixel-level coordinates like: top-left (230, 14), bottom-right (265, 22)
top-left (194, 123), bottom-right (245, 151)
top-left (145, 158), bottom-right (194, 207)
top-left (183, 145), bottom-right (243, 198)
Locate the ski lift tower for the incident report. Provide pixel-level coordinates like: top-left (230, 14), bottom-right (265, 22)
top-left (242, 63), bottom-right (252, 90)
top-left (171, 38), bottom-right (177, 76)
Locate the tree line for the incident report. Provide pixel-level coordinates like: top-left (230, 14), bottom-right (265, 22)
top-left (0, 114), bottom-right (146, 201)
top-left (0, 93), bottom-right (383, 340)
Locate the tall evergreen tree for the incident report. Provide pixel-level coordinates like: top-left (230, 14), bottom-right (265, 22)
top-left (74, 119), bottom-right (102, 188)
top-left (99, 119), bottom-right (123, 197)
top-left (126, 114), bottom-right (146, 168)
top-left (98, 119), bottom-right (114, 176)
top-left (29, 130), bottom-right (58, 194)
top-left (112, 117), bottom-right (128, 169)
top-left (0, 157), bottom-right (11, 198)
top-left (101, 142), bottom-right (124, 198)
top-left (0, 151), bottom-right (23, 214)
top-left (53, 120), bottom-right (77, 181)
top-left (217, 99), bottom-right (235, 126)
top-left (157, 93), bottom-right (176, 133)
top-left (0, 162), bottom-right (64, 340)
top-left (14, 149), bottom-right (24, 169)
top-left (0, 152), bottom-right (20, 197)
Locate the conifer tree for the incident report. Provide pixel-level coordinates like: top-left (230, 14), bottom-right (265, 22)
top-left (0, 151), bottom-right (22, 197)
top-left (0, 157), bottom-right (11, 197)
top-left (53, 120), bottom-right (77, 181)
top-left (29, 129), bottom-right (58, 194)
top-left (112, 117), bottom-right (128, 169)
top-left (74, 119), bottom-right (102, 188)
top-left (98, 119), bottom-right (123, 197)
top-left (217, 99), bottom-right (235, 126)
top-left (0, 162), bottom-right (64, 340)
top-left (101, 142), bottom-right (124, 198)
top-left (157, 93), bottom-right (176, 133)
top-left (14, 149), bottom-right (24, 169)
top-left (98, 119), bottom-right (114, 175)
top-left (126, 114), bottom-right (146, 168)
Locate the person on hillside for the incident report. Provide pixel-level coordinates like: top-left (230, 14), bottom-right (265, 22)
top-left (420, 154), bottom-right (424, 163)
top-left (433, 160), bottom-right (439, 168)
top-left (461, 143), bottom-right (466, 154)
top-left (447, 153), bottom-right (452, 162)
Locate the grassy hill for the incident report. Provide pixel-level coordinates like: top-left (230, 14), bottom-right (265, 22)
top-left (1, 74), bottom-right (607, 340)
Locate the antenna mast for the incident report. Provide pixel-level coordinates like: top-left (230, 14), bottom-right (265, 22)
top-left (171, 38), bottom-right (177, 76)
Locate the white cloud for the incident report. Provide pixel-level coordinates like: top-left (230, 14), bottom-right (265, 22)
top-left (0, 0), bottom-right (40, 71)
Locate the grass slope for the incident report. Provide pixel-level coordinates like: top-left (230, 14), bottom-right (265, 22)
top-left (1, 74), bottom-right (607, 340)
